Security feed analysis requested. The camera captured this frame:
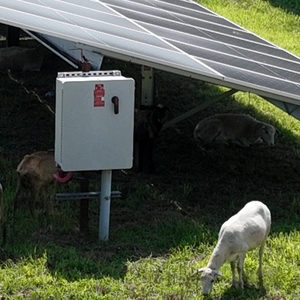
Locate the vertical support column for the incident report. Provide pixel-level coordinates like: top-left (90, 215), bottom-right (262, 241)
top-left (6, 26), bottom-right (20, 47)
top-left (99, 170), bottom-right (112, 241)
top-left (141, 65), bottom-right (154, 106)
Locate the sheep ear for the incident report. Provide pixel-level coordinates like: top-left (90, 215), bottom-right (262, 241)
top-left (193, 268), bottom-right (205, 275)
top-left (260, 125), bottom-right (269, 134)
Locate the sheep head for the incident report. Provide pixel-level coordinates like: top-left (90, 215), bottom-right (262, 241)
top-left (151, 104), bottom-right (169, 125)
top-left (260, 124), bottom-right (276, 146)
top-left (194, 267), bottom-right (222, 295)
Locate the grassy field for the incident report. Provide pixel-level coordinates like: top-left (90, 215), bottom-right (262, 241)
top-left (0, 0), bottom-right (300, 299)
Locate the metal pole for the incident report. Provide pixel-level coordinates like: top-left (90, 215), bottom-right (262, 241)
top-left (141, 65), bottom-right (154, 106)
top-left (6, 26), bottom-right (20, 47)
top-left (99, 170), bottom-right (112, 241)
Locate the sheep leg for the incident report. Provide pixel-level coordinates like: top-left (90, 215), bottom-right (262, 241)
top-left (28, 189), bottom-right (38, 220)
top-left (43, 183), bottom-right (56, 215)
top-left (13, 183), bottom-right (37, 226)
top-left (210, 130), bottom-right (226, 145)
top-left (230, 261), bottom-right (237, 287)
top-left (133, 141), bottom-right (140, 170)
top-left (206, 128), bottom-right (222, 145)
top-left (138, 139), bottom-right (155, 173)
top-left (144, 139), bottom-right (155, 173)
top-left (234, 138), bottom-right (251, 147)
top-left (42, 192), bottom-right (50, 215)
top-left (258, 243), bottom-right (265, 284)
top-left (237, 254), bottom-right (246, 289)
top-left (47, 193), bottom-right (55, 215)
top-left (13, 180), bottom-right (22, 224)
top-left (136, 140), bottom-right (146, 172)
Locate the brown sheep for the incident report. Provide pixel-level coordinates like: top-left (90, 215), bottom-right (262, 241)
top-left (194, 113), bottom-right (276, 148)
top-left (13, 150), bottom-right (58, 219)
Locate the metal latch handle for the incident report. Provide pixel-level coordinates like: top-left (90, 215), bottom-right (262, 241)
top-left (111, 96), bottom-right (119, 114)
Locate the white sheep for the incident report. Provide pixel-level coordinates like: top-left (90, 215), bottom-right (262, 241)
top-left (194, 113), bottom-right (276, 147)
top-left (194, 200), bottom-right (271, 295)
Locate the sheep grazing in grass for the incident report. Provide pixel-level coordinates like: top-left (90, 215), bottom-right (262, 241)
top-left (13, 150), bottom-right (58, 219)
top-left (134, 104), bottom-right (169, 173)
top-left (0, 44), bottom-right (45, 72)
top-left (194, 200), bottom-right (271, 295)
top-left (194, 113), bottom-right (276, 148)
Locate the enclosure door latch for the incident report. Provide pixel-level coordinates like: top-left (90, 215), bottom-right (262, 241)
top-left (111, 96), bottom-right (119, 114)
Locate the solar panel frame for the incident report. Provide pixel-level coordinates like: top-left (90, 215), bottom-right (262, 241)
top-left (144, 23), bottom-right (300, 74)
top-left (0, 0), bottom-right (300, 105)
top-left (0, 1), bottom-right (223, 78)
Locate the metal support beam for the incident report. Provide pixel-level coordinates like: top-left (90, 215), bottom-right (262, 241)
top-left (55, 191), bottom-right (121, 200)
top-left (162, 89), bottom-right (237, 130)
top-left (6, 25), bottom-right (20, 47)
top-left (141, 65), bottom-right (154, 106)
top-left (265, 97), bottom-right (300, 116)
top-left (55, 188), bottom-right (120, 240)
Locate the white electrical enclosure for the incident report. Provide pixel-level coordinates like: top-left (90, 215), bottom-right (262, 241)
top-left (55, 71), bottom-right (135, 172)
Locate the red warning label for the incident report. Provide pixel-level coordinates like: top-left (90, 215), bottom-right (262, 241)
top-left (94, 84), bottom-right (105, 107)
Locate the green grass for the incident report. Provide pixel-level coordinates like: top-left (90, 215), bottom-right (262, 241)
top-left (1, 0), bottom-right (300, 299)
top-left (2, 232), bottom-right (300, 299)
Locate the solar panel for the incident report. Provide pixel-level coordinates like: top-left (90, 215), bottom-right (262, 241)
top-left (1, 0), bottom-right (300, 106)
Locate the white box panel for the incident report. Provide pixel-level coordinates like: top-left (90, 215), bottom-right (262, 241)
top-left (55, 71), bottom-right (135, 171)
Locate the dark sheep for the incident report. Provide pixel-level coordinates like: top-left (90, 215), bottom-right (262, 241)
top-left (134, 104), bottom-right (168, 173)
top-left (194, 113), bottom-right (276, 148)
top-left (0, 44), bottom-right (45, 72)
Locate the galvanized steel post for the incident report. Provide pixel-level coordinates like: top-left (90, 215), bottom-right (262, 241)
top-left (99, 170), bottom-right (112, 241)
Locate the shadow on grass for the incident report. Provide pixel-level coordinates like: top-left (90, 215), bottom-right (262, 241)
top-left (219, 284), bottom-right (266, 300)
top-left (3, 185), bottom-right (300, 284)
top-left (3, 99), bottom-right (300, 285)
top-left (267, 0), bottom-right (300, 15)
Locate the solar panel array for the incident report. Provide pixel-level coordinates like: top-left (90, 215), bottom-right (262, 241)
top-left (0, 0), bottom-right (300, 105)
